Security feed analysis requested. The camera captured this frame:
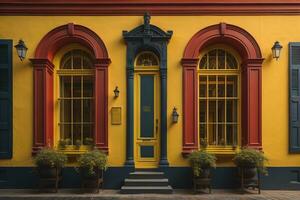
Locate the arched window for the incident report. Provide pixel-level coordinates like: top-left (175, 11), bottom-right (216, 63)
top-left (58, 49), bottom-right (95, 146)
top-left (198, 48), bottom-right (240, 149)
top-left (135, 52), bottom-right (159, 67)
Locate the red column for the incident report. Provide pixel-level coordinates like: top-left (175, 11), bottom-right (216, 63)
top-left (30, 59), bottom-right (54, 154)
top-left (242, 59), bottom-right (264, 149)
top-left (181, 58), bottom-right (199, 155)
top-left (94, 58), bottom-right (110, 154)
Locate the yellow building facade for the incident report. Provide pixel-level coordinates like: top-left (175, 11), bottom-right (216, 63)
top-left (0, 0), bottom-right (300, 189)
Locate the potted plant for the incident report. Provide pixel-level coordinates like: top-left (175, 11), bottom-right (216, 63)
top-left (233, 148), bottom-right (268, 193)
top-left (77, 150), bottom-right (107, 192)
top-left (188, 150), bottom-right (216, 193)
top-left (34, 148), bottom-right (67, 192)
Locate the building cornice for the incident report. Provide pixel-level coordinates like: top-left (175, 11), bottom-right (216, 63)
top-left (1, 0), bottom-right (300, 15)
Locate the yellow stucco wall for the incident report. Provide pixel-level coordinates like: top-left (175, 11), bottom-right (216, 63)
top-left (0, 16), bottom-right (298, 167)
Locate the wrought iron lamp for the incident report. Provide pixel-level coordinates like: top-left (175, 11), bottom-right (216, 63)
top-left (272, 41), bottom-right (282, 60)
top-left (172, 107), bottom-right (179, 123)
top-left (14, 39), bottom-right (28, 61)
top-left (114, 86), bottom-right (120, 98)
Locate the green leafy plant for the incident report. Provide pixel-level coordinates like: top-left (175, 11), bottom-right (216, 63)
top-left (233, 148), bottom-right (268, 175)
top-left (188, 150), bottom-right (216, 177)
top-left (35, 148), bottom-right (67, 168)
top-left (77, 150), bottom-right (107, 176)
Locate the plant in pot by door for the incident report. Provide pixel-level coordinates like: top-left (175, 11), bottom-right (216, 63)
top-left (188, 150), bottom-right (216, 194)
top-left (34, 148), bottom-right (67, 192)
top-left (233, 148), bottom-right (268, 193)
top-left (77, 150), bottom-right (107, 193)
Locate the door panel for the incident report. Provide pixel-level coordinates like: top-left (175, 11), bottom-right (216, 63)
top-left (135, 73), bottom-right (160, 168)
top-left (140, 75), bottom-right (154, 138)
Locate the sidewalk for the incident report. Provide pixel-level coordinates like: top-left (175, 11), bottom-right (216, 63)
top-left (0, 189), bottom-right (300, 200)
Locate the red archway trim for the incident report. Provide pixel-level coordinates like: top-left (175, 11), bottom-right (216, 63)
top-left (181, 23), bottom-right (264, 155)
top-left (30, 23), bottom-right (111, 154)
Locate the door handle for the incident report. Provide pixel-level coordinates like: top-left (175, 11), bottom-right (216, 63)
top-left (155, 119), bottom-right (159, 135)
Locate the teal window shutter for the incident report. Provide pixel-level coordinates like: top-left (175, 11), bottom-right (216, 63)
top-left (0, 40), bottom-right (12, 159)
top-left (289, 43), bottom-right (300, 153)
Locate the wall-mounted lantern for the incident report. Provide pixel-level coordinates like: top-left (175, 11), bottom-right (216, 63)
top-left (272, 41), bottom-right (282, 60)
top-left (114, 86), bottom-right (120, 98)
top-left (14, 39), bottom-right (28, 61)
top-left (172, 107), bottom-right (179, 123)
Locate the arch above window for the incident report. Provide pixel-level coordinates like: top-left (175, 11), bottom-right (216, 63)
top-left (30, 23), bottom-right (111, 155)
top-left (181, 23), bottom-right (264, 156)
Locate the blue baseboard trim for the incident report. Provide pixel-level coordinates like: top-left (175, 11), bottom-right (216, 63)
top-left (0, 166), bottom-right (300, 189)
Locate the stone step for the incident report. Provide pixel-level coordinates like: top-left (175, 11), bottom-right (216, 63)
top-left (120, 186), bottom-right (173, 194)
top-left (124, 178), bottom-right (169, 186)
top-left (128, 171), bottom-right (165, 179)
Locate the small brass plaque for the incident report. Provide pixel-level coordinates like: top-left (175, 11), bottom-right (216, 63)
top-left (111, 107), bottom-right (121, 125)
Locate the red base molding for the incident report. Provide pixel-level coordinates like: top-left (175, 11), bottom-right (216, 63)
top-left (31, 23), bottom-right (111, 155)
top-left (181, 23), bottom-right (264, 154)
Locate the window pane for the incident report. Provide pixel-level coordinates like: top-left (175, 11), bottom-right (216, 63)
top-left (218, 124), bottom-right (225, 145)
top-left (60, 76), bottom-right (71, 97)
top-left (199, 54), bottom-right (207, 69)
top-left (218, 100), bottom-right (225, 123)
top-left (60, 124), bottom-right (71, 142)
top-left (83, 125), bottom-right (94, 145)
top-left (83, 76), bottom-right (94, 97)
top-left (209, 100), bottom-right (216, 123)
top-left (199, 124), bottom-right (206, 140)
top-left (73, 125), bottom-right (82, 145)
top-left (208, 123), bottom-right (216, 145)
top-left (208, 76), bottom-right (216, 97)
top-left (73, 99), bottom-right (81, 123)
top-left (218, 49), bottom-right (225, 69)
top-left (199, 100), bottom-right (206, 123)
top-left (199, 76), bottom-right (206, 97)
top-left (208, 50), bottom-right (217, 69)
top-left (218, 76), bottom-right (225, 97)
top-left (83, 56), bottom-right (93, 69)
top-left (226, 52), bottom-right (238, 69)
top-left (226, 76), bottom-right (238, 97)
top-left (73, 55), bottom-right (82, 69)
top-left (226, 100), bottom-right (238, 123)
top-left (73, 76), bottom-right (81, 97)
top-left (0, 69), bottom-right (8, 92)
top-left (83, 99), bottom-right (94, 122)
top-left (60, 99), bottom-right (71, 123)
top-left (226, 124), bottom-right (237, 146)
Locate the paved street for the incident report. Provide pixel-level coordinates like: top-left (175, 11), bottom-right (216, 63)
top-left (0, 189), bottom-right (300, 200)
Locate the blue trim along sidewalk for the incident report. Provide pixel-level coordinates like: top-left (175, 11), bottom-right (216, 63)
top-left (1, 167), bottom-right (300, 189)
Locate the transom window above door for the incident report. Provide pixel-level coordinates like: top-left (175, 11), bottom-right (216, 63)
top-left (58, 49), bottom-right (95, 147)
top-left (198, 48), bottom-right (240, 150)
top-left (135, 52), bottom-right (159, 67)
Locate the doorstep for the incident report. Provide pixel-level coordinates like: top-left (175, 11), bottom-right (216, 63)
top-left (0, 189), bottom-right (299, 200)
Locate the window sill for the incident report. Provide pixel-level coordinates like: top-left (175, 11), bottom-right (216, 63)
top-left (57, 146), bottom-right (93, 155)
top-left (182, 146), bottom-right (239, 157)
top-left (204, 146), bottom-right (239, 155)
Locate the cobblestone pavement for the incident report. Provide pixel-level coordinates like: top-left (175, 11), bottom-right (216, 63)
top-left (0, 189), bottom-right (300, 200)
